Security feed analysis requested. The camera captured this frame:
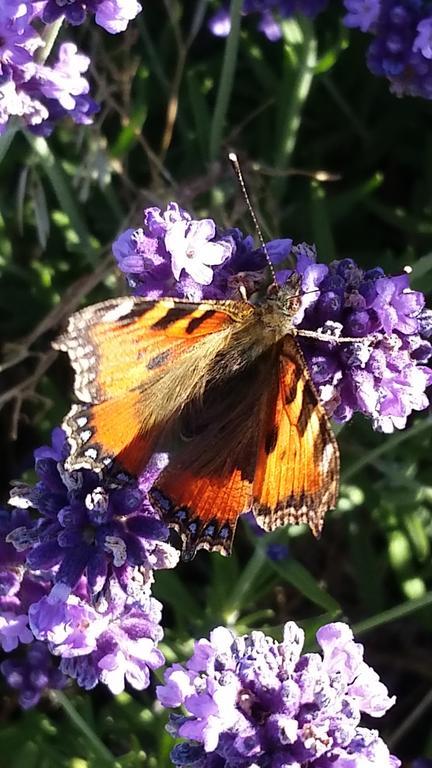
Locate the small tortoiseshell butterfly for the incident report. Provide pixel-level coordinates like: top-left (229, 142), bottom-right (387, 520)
top-left (53, 273), bottom-right (339, 560)
top-left (54, 156), bottom-right (342, 560)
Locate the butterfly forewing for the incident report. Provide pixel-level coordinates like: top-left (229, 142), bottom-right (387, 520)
top-left (55, 296), bottom-right (255, 473)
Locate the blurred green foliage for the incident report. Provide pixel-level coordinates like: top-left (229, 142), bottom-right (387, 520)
top-left (1, 2), bottom-right (432, 766)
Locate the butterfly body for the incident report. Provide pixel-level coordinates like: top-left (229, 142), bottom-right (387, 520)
top-left (54, 275), bottom-right (339, 559)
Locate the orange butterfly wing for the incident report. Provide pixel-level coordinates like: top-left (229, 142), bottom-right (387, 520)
top-left (54, 296), bottom-right (254, 473)
top-left (150, 348), bottom-right (274, 558)
top-left (151, 338), bottom-right (339, 558)
top-left (252, 336), bottom-right (339, 537)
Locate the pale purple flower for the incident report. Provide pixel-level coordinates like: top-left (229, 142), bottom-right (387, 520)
top-left (209, 1), bottom-right (329, 40)
top-left (157, 621), bottom-right (399, 767)
top-left (40, 0), bottom-right (142, 33)
top-left (293, 247), bottom-right (432, 431)
top-left (30, 579), bottom-right (164, 693)
top-left (413, 18), bottom-right (432, 60)
top-left (0, 612), bottom-right (33, 652)
top-left (165, 219), bottom-right (233, 285)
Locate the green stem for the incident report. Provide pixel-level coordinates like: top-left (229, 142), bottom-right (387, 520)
top-left (352, 591), bottom-right (432, 636)
top-left (24, 133), bottom-right (96, 261)
top-left (54, 690), bottom-right (115, 764)
top-left (0, 123), bottom-right (19, 163)
top-left (209, 0), bottom-right (243, 161)
top-left (223, 547), bottom-right (268, 624)
top-left (37, 18), bottom-right (64, 64)
top-left (272, 19), bottom-right (317, 187)
top-left (342, 416), bottom-right (432, 483)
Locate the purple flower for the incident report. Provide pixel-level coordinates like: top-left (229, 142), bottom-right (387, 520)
top-left (245, 513), bottom-right (290, 561)
top-left (292, 247), bottom-right (432, 431)
top-left (414, 19), bottom-right (432, 60)
top-left (343, 0), bottom-right (380, 32)
top-left (0, 4), bottom-right (98, 135)
top-left (113, 203), bottom-right (237, 301)
top-left (1, 641), bottom-right (66, 709)
top-left (209, 1), bottom-right (329, 40)
top-left (21, 42), bottom-right (99, 137)
top-left (157, 621), bottom-right (400, 768)
top-left (343, 0), bottom-right (432, 99)
top-left (40, 0), bottom-right (142, 33)
top-left (7, 428), bottom-right (179, 595)
top-left (30, 578), bottom-right (164, 694)
top-left (0, 572), bottom-right (49, 651)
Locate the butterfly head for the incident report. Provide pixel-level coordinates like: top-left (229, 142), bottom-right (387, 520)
top-left (266, 271), bottom-right (303, 321)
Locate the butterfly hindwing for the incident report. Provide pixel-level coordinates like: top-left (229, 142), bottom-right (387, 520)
top-left (252, 336), bottom-right (339, 537)
top-left (150, 347), bottom-right (278, 558)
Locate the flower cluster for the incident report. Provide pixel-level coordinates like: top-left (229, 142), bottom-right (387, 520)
top-left (1, 428), bottom-right (177, 701)
top-left (0, 2), bottom-right (98, 135)
top-left (343, 0), bottom-right (432, 98)
top-left (209, 1), bottom-right (329, 41)
top-left (40, 0), bottom-right (142, 33)
top-left (0, 641), bottom-right (66, 709)
top-left (113, 202), bottom-right (432, 432)
top-left (157, 621), bottom-right (400, 768)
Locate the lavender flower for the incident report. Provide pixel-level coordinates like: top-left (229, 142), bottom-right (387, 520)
top-left (0, 508), bottom-right (51, 652)
top-left (113, 203), bottom-right (431, 433)
top-left (0, 5), bottom-right (98, 135)
top-left (293, 246), bottom-right (432, 431)
top-left (343, 0), bottom-right (380, 32)
top-left (40, 0), bottom-right (142, 33)
top-left (1, 641), bottom-right (66, 709)
top-left (343, 1), bottom-right (432, 98)
top-left (30, 577), bottom-right (164, 694)
top-left (2, 448), bottom-right (168, 694)
top-left (209, 1), bottom-right (329, 41)
top-left (7, 428), bottom-right (179, 596)
top-left (157, 621), bottom-right (400, 768)
top-left (23, 42), bottom-right (99, 137)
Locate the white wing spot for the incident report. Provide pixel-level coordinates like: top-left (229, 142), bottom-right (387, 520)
top-left (84, 447), bottom-right (98, 460)
top-left (321, 443), bottom-right (334, 474)
top-left (102, 297), bottom-right (135, 323)
top-left (80, 429), bottom-right (92, 443)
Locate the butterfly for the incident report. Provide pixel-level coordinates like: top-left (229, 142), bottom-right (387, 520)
top-left (53, 270), bottom-right (340, 561)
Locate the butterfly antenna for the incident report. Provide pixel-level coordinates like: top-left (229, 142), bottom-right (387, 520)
top-left (229, 152), bottom-right (277, 285)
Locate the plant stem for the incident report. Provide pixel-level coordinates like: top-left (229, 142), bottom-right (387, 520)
top-left (38, 18), bottom-right (64, 64)
top-left (352, 591), bottom-right (432, 636)
top-left (209, 0), bottom-right (243, 162)
top-left (342, 415), bottom-right (432, 483)
top-left (272, 19), bottom-right (317, 193)
top-left (223, 547), bottom-right (268, 623)
top-left (54, 690), bottom-right (116, 764)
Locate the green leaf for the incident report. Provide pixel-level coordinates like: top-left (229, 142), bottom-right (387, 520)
top-left (268, 557), bottom-right (341, 614)
top-left (23, 133), bottom-right (97, 262)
